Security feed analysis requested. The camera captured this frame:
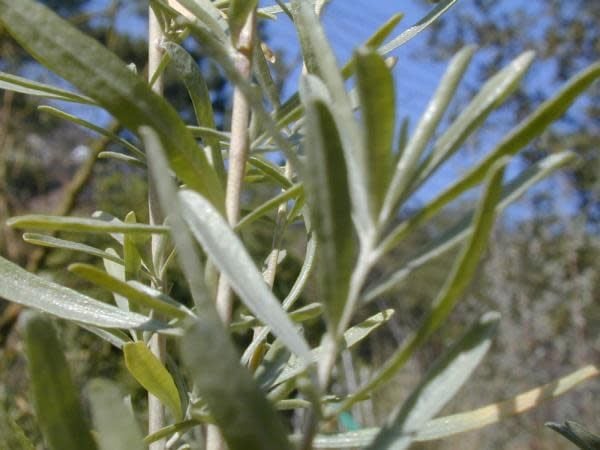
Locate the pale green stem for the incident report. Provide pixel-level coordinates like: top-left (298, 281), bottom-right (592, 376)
top-left (148, 6), bottom-right (167, 450)
top-left (208, 8), bottom-right (258, 450)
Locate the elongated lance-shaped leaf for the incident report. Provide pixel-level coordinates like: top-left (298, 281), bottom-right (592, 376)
top-left (123, 211), bottom-right (143, 280)
top-left (379, 0), bottom-right (458, 55)
top-left (0, 71), bottom-right (95, 104)
top-left (142, 126), bottom-right (294, 450)
top-left (236, 183), bottom-right (303, 230)
top-left (546, 421), bottom-right (600, 450)
top-left (179, 189), bottom-right (312, 360)
top-left (0, 0), bottom-right (224, 209)
top-left (124, 342), bottom-right (183, 421)
top-left (0, 255), bottom-right (161, 329)
top-left (413, 51), bottom-right (535, 190)
top-left (8, 214), bottom-right (169, 234)
top-left (268, 310), bottom-right (395, 389)
top-left (162, 41), bottom-right (225, 184)
top-left (336, 159), bottom-right (507, 415)
top-left (69, 263), bottom-right (191, 320)
top-left (22, 233), bottom-right (124, 265)
top-left (369, 312), bottom-right (500, 450)
top-left (182, 318), bottom-right (293, 450)
top-left (291, 0), bottom-right (372, 233)
top-left (379, 61), bottom-right (600, 255)
top-left (140, 125), bottom-right (311, 361)
top-left (414, 365), bottom-right (599, 442)
top-left (366, 151), bottom-right (577, 302)
top-left (380, 46), bottom-right (475, 224)
top-left (300, 75), bottom-right (356, 334)
top-left (87, 379), bottom-right (145, 450)
top-left (38, 105), bottom-right (145, 159)
top-left (23, 314), bottom-right (98, 450)
top-left (0, 404), bottom-right (35, 450)
top-left (355, 47), bottom-right (395, 216)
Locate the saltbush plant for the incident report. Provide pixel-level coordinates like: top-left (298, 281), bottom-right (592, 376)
top-left (0, 1), bottom-right (598, 449)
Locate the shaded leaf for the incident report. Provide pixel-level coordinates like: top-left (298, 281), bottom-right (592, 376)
top-left (546, 421), bottom-right (600, 450)
top-left (182, 318), bottom-right (293, 450)
top-left (22, 233), bottom-right (124, 265)
top-left (23, 314), bottom-right (97, 450)
top-left (0, 404), bottom-right (35, 450)
top-left (0, 71), bottom-right (94, 104)
top-left (0, 0), bottom-right (224, 208)
top-left (300, 75), bottom-right (355, 333)
top-left (87, 379), bottom-right (145, 450)
top-left (8, 214), bottom-right (168, 234)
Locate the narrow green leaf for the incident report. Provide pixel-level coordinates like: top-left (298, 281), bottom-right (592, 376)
top-left (179, 189), bottom-right (311, 360)
top-left (379, 0), bottom-right (458, 55)
top-left (87, 379), bottom-right (145, 450)
top-left (309, 365), bottom-right (599, 447)
top-left (8, 214), bottom-right (168, 234)
top-left (231, 302), bottom-right (322, 332)
top-left (123, 212), bottom-right (143, 280)
top-left (414, 365), bottom-right (599, 442)
top-left (546, 421), bottom-right (600, 450)
top-left (69, 263), bottom-right (191, 319)
top-left (291, 0), bottom-right (372, 232)
top-left (300, 75), bottom-right (356, 333)
top-left (367, 151), bottom-right (577, 302)
top-left (0, 71), bottom-right (95, 104)
top-left (38, 105), bottom-right (145, 159)
top-left (253, 39), bottom-right (282, 110)
top-left (248, 157), bottom-right (294, 188)
top-left (182, 318), bottom-right (293, 450)
top-left (97, 151), bottom-right (146, 168)
top-left (0, 404), bottom-right (36, 450)
top-left (379, 61), bottom-right (600, 255)
top-left (79, 324), bottom-right (131, 349)
top-left (0, 0), bottom-right (224, 208)
top-left (269, 310), bottom-right (395, 388)
top-left (236, 184), bottom-right (303, 230)
top-left (369, 312), bottom-right (500, 450)
top-left (355, 48), bottom-right (395, 216)
top-left (0, 255), bottom-right (159, 329)
top-left (381, 46), bottom-right (475, 223)
top-left (414, 51), bottom-right (535, 189)
top-left (22, 233), bottom-right (124, 265)
top-left (162, 41), bottom-right (225, 183)
top-left (23, 314), bottom-right (97, 450)
top-left (143, 125), bottom-right (292, 449)
top-left (337, 159), bottom-right (507, 414)
top-left (124, 342), bottom-right (183, 420)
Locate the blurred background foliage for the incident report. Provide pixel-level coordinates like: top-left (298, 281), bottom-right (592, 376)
top-left (0, 0), bottom-right (598, 448)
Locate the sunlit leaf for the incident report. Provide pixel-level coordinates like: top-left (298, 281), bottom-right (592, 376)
top-left (0, 71), bottom-right (94, 104)
top-left (0, 255), bottom-right (160, 329)
top-left (124, 342), bottom-right (183, 420)
top-left (8, 214), bottom-right (168, 234)
top-left (369, 312), bottom-right (500, 449)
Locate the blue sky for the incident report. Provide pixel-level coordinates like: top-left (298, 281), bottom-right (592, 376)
top-left (47, 1), bottom-right (586, 219)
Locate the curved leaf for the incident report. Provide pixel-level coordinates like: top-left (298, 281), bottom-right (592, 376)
top-left (0, 0), bottom-right (224, 208)
top-left (69, 263), bottom-right (191, 319)
top-left (546, 421), bottom-right (600, 450)
top-left (355, 47), bottom-right (395, 215)
top-left (0, 71), bottom-right (95, 104)
top-left (179, 189), bottom-right (311, 360)
top-left (337, 159), bottom-right (507, 414)
top-left (8, 214), bottom-right (168, 234)
top-left (0, 255), bottom-right (160, 329)
top-left (22, 233), bottom-right (124, 265)
top-left (23, 314), bottom-right (97, 450)
top-left (124, 342), bottom-right (183, 420)
top-left (369, 312), bottom-right (500, 450)
top-left (301, 75), bottom-right (356, 333)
